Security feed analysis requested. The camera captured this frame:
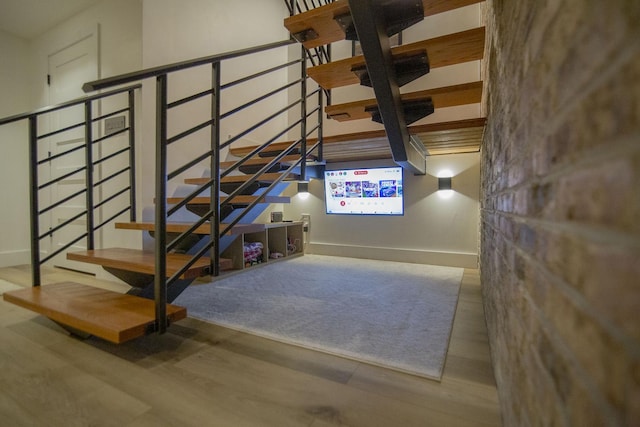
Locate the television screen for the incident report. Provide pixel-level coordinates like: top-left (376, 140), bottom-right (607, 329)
top-left (324, 167), bottom-right (404, 215)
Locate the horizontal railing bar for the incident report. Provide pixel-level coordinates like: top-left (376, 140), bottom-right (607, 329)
top-left (94, 167), bottom-right (130, 187)
top-left (168, 88), bottom-right (214, 110)
top-left (220, 97), bottom-right (301, 150)
top-left (94, 206), bottom-right (130, 232)
top-left (92, 146), bottom-right (130, 166)
top-left (223, 159), bottom-right (301, 229)
top-left (94, 186), bottom-right (130, 210)
top-left (220, 117), bottom-right (303, 179)
top-left (166, 212), bottom-right (211, 253)
top-left (0, 84), bottom-right (141, 126)
top-left (167, 235), bottom-right (215, 288)
top-left (221, 58), bottom-right (303, 90)
top-left (94, 107), bottom-right (129, 122)
top-left (92, 127), bottom-right (129, 144)
top-left (40, 232), bottom-right (88, 264)
top-left (38, 166), bottom-right (86, 190)
top-left (82, 39), bottom-right (295, 92)
top-left (38, 143), bottom-right (85, 165)
top-left (166, 181), bottom-right (210, 217)
top-left (167, 119), bottom-right (213, 145)
top-left (38, 121), bottom-right (84, 140)
top-left (221, 79), bottom-right (302, 120)
top-left (223, 139), bottom-right (303, 202)
top-left (168, 150), bottom-right (212, 181)
top-left (39, 188), bottom-right (87, 215)
top-left (306, 87), bottom-right (321, 98)
top-left (39, 210), bottom-right (87, 240)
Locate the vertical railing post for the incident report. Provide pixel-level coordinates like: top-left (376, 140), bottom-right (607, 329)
top-left (317, 87), bottom-right (324, 161)
top-left (28, 116), bottom-right (41, 287)
top-left (84, 101), bottom-right (95, 250)
top-left (300, 46), bottom-right (307, 180)
top-left (155, 74), bottom-right (168, 334)
top-left (210, 63), bottom-right (221, 277)
top-left (128, 89), bottom-right (137, 222)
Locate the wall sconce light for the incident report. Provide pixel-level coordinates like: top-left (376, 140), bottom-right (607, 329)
top-left (438, 177), bottom-right (452, 191)
top-left (297, 181), bottom-right (309, 200)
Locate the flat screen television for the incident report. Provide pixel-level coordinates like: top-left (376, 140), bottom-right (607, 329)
top-left (324, 166), bottom-right (404, 215)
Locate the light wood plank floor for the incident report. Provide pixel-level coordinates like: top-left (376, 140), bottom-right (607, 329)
top-left (0, 265), bottom-right (501, 426)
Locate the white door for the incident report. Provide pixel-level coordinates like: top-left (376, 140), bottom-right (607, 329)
top-left (45, 31), bottom-right (99, 272)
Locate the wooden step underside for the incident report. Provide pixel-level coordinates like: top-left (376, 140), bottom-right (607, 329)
top-left (284, 0), bottom-right (484, 49)
top-left (166, 195), bottom-right (290, 206)
top-left (115, 222), bottom-right (265, 235)
top-left (229, 118), bottom-right (485, 160)
top-left (220, 154), bottom-right (308, 169)
top-left (325, 81), bottom-right (482, 122)
top-left (67, 248), bottom-right (223, 279)
top-left (3, 282), bottom-right (187, 344)
top-left (185, 172), bottom-right (294, 185)
top-left (307, 27), bottom-right (485, 90)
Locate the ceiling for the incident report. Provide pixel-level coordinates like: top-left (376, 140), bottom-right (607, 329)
top-left (0, 0), bottom-right (100, 39)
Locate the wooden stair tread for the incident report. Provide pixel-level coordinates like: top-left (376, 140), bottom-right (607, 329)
top-left (2, 282), bottom-right (186, 344)
top-left (228, 118), bottom-right (485, 160)
top-left (115, 222), bottom-right (266, 235)
top-left (307, 27), bottom-right (485, 90)
top-left (166, 195), bottom-right (290, 205)
top-left (220, 154), bottom-right (306, 169)
top-left (284, 0), bottom-right (484, 50)
top-left (184, 173), bottom-right (293, 185)
top-left (67, 248), bottom-right (216, 279)
top-left (325, 81), bottom-right (483, 122)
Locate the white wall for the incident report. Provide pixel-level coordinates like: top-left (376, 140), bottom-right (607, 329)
top-left (283, 153), bottom-right (480, 268)
top-left (140, 0), bottom-right (291, 207)
top-left (280, 4), bottom-right (483, 267)
top-left (0, 31), bottom-right (31, 267)
top-left (0, 0), bottom-right (143, 269)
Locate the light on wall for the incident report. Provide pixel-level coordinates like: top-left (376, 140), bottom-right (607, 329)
top-left (437, 169), bottom-right (454, 199)
top-left (297, 181), bottom-right (309, 200)
top-left (438, 177), bottom-right (452, 190)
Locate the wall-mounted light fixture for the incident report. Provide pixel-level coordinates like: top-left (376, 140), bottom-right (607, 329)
top-left (438, 177), bottom-right (452, 191)
top-left (436, 169), bottom-right (454, 199)
top-left (297, 181), bottom-right (309, 200)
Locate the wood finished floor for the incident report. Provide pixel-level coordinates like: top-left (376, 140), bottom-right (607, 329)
top-left (0, 265), bottom-right (501, 426)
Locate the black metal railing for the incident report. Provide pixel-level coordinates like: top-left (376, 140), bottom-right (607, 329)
top-left (0, 84), bottom-right (141, 286)
top-left (82, 37), bottom-right (324, 333)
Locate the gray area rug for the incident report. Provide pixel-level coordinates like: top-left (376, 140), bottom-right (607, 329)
top-left (175, 254), bottom-right (463, 379)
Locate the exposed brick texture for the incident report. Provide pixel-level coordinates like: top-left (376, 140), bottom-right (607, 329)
top-left (480, 1), bottom-right (640, 426)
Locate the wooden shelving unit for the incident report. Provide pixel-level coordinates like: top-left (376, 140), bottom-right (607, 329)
top-left (221, 221), bottom-right (304, 271)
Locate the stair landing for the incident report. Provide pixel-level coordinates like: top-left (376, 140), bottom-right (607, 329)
top-left (3, 282), bottom-right (187, 343)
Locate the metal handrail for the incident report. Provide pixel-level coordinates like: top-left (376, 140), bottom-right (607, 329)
top-left (82, 39), bottom-right (296, 93)
top-left (0, 84), bottom-right (141, 126)
top-left (0, 83), bottom-right (141, 286)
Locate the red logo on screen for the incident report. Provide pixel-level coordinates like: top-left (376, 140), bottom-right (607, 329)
top-left (354, 170), bottom-right (368, 175)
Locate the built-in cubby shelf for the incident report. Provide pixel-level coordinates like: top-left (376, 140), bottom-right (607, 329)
top-left (221, 221), bottom-right (304, 271)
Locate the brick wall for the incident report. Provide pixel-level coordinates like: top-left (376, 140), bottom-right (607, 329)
top-left (480, 1), bottom-right (639, 425)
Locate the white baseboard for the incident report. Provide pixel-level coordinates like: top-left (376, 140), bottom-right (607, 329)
top-left (307, 243), bottom-right (478, 269)
top-left (0, 249), bottom-right (30, 268)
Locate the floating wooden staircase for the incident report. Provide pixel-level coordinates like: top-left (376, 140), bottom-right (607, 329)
top-left (284, 0), bottom-right (487, 166)
top-left (3, 282), bottom-right (186, 344)
top-left (3, 135), bottom-right (305, 344)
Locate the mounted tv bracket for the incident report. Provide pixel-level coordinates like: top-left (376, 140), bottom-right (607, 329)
top-left (334, 0), bottom-right (424, 41)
